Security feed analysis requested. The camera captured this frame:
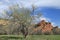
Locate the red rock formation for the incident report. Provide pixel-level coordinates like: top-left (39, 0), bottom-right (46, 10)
top-left (33, 20), bottom-right (53, 34)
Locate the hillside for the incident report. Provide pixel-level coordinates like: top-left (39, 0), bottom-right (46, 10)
top-left (0, 19), bottom-right (9, 26)
top-left (31, 20), bottom-right (60, 35)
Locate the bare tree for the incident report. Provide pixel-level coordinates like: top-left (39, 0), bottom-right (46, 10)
top-left (5, 4), bottom-right (42, 38)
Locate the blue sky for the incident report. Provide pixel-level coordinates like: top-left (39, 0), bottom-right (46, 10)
top-left (0, 0), bottom-right (60, 27)
top-left (36, 7), bottom-right (60, 27)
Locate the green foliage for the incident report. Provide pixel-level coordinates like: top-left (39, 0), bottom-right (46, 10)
top-left (52, 27), bottom-right (60, 35)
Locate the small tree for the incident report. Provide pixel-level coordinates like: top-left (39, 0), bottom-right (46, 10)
top-left (5, 4), bottom-right (42, 37)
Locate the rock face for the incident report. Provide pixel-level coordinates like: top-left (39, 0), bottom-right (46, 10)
top-left (33, 20), bottom-right (53, 34)
top-left (0, 19), bottom-right (9, 25)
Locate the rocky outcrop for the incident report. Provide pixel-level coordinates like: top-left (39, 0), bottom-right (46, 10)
top-left (33, 20), bottom-right (53, 34)
top-left (0, 19), bottom-right (9, 25)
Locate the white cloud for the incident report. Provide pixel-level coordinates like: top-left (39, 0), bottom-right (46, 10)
top-left (29, 15), bottom-right (56, 26)
top-left (0, 5), bottom-right (9, 18)
top-left (35, 0), bottom-right (60, 8)
top-left (39, 16), bottom-right (51, 22)
top-left (19, 0), bottom-right (60, 8)
top-left (0, 0), bottom-right (60, 8)
top-left (51, 22), bottom-right (56, 27)
top-left (0, 2), bottom-right (3, 5)
top-left (5, 0), bottom-right (10, 3)
top-left (39, 16), bottom-right (56, 26)
top-left (0, 9), bottom-right (7, 17)
top-left (0, 0), bottom-right (60, 9)
top-left (32, 15), bottom-right (51, 24)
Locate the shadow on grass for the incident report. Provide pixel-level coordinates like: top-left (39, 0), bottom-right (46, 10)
top-left (0, 36), bottom-right (24, 40)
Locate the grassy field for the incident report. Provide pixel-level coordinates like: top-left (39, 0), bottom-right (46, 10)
top-left (0, 35), bottom-right (60, 40)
